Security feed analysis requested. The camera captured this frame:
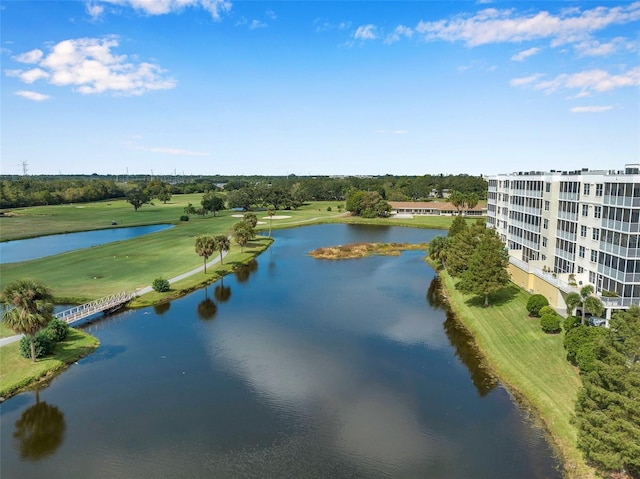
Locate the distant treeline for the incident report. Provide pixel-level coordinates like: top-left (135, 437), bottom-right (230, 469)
top-left (0, 174), bottom-right (487, 209)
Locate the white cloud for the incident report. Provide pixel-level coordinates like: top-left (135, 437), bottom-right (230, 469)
top-left (384, 25), bottom-right (413, 44)
top-left (570, 105), bottom-right (614, 113)
top-left (91, 0), bottom-right (232, 19)
top-left (15, 90), bottom-right (51, 101)
top-left (574, 37), bottom-right (625, 56)
top-left (7, 36), bottom-right (176, 96)
top-left (511, 47), bottom-right (540, 61)
top-left (415, 3), bottom-right (640, 47)
top-left (512, 67), bottom-right (640, 96)
top-left (354, 24), bottom-right (377, 41)
top-left (394, 130), bottom-right (409, 135)
top-left (265, 9), bottom-right (276, 20)
top-left (314, 18), bottom-right (351, 33)
top-left (14, 49), bottom-right (44, 63)
top-left (249, 19), bottom-right (266, 30)
top-left (86, 2), bottom-right (105, 19)
top-left (510, 73), bottom-right (544, 86)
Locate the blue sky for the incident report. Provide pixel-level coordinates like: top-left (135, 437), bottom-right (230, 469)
top-left (1, 1), bottom-right (638, 177)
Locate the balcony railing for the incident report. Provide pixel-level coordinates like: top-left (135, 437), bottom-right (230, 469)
top-left (599, 242), bottom-right (640, 259)
top-left (558, 192), bottom-right (580, 201)
top-left (601, 219), bottom-right (640, 233)
top-left (603, 195), bottom-right (640, 207)
top-left (597, 265), bottom-right (640, 284)
top-left (557, 211), bottom-right (578, 222)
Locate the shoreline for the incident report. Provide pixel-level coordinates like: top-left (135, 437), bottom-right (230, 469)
top-left (429, 261), bottom-right (595, 479)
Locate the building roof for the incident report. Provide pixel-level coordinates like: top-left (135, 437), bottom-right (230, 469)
top-left (389, 201), bottom-right (486, 211)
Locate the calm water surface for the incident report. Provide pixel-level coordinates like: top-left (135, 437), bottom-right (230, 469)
top-left (0, 224), bottom-right (562, 478)
top-left (0, 224), bottom-right (174, 264)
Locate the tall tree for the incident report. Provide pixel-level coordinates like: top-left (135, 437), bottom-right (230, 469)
top-left (465, 192), bottom-right (479, 210)
top-left (201, 191), bottom-right (225, 216)
top-left (183, 202), bottom-right (197, 218)
top-left (575, 306), bottom-right (640, 477)
top-left (1, 279), bottom-right (55, 362)
top-left (448, 215), bottom-right (467, 238)
top-left (457, 228), bottom-right (510, 307)
top-left (428, 235), bottom-right (450, 268)
top-left (449, 190), bottom-right (465, 215)
top-left (243, 213), bottom-right (258, 230)
top-left (232, 222), bottom-right (253, 252)
top-left (126, 187), bottom-right (152, 212)
top-left (194, 235), bottom-right (216, 273)
top-left (213, 235), bottom-right (230, 264)
top-left (566, 285), bottom-right (604, 324)
top-left (446, 220), bottom-right (485, 277)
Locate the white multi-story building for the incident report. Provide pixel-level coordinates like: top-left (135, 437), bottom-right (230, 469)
top-left (487, 164), bottom-right (640, 318)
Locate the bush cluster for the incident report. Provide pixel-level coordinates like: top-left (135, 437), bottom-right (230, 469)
top-left (19, 319), bottom-right (70, 359)
top-left (526, 294), bottom-right (549, 317)
top-left (540, 313), bottom-right (562, 333)
top-left (179, 215), bottom-right (189, 222)
top-left (152, 277), bottom-right (170, 292)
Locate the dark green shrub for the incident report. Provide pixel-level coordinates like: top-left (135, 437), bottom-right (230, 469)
top-left (563, 325), bottom-right (607, 366)
top-left (326, 206), bottom-right (332, 212)
top-left (526, 294), bottom-right (549, 317)
top-left (540, 313), bottom-right (561, 333)
top-left (563, 315), bottom-right (581, 331)
top-left (45, 318), bottom-right (69, 342)
top-left (19, 331), bottom-right (55, 359)
top-left (179, 215), bottom-right (189, 222)
top-left (152, 277), bottom-right (170, 292)
top-left (538, 305), bottom-right (556, 317)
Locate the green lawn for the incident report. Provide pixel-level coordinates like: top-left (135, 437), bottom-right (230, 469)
top-left (436, 268), bottom-right (594, 479)
top-left (0, 328), bottom-right (99, 398)
top-left (1, 197), bottom-right (455, 302)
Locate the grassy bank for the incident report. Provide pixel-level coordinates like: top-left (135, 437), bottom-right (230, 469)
top-left (0, 328), bottom-right (99, 398)
top-left (435, 267), bottom-right (594, 479)
top-left (1, 197), bottom-right (455, 301)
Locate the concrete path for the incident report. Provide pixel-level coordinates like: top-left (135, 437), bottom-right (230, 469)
top-left (0, 251), bottom-right (229, 347)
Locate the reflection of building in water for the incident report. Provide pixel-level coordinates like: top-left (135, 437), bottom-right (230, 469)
top-left (487, 165), bottom-right (640, 319)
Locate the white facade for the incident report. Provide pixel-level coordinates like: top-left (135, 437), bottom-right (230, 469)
top-left (487, 165), bottom-right (640, 312)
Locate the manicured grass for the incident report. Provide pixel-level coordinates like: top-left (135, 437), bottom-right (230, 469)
top-left (1, 322), bottom-right (16, 339)
top-left (1, 197), bottom-right (455, 302)
top-left (436, 267), bottom-right (595, 479)
top-left (0, 328), bottom-right (99, 398)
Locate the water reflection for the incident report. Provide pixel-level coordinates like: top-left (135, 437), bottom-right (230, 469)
top-left (13, 391), bottom-right (66, 461)
top-left (234, 259), bottom-right (258, 283)
top-left (153, 302), bottom-right (171, 316)
top-left (197, 298), bottom-right (218, 320)
top-left (427, 276), bottom-right (498, 397)
top-left (214, 277), bottom-right (232, 303)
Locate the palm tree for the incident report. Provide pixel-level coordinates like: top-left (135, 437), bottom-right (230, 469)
top-left (449, 190), bottom-right (465, 215)
top-left (194, 235), bottom-right (216, 273)
top-left (1, 279), bottom-right (55, 363)
top-left (232, 222), bottom-right (252, 252)
top-left (428, 235), bottom-right (450, 268)
top-left (184, 202), bottom-right (197, 218)
top-left (267, 209), bottom-right (275, 237)
top-left (566, 285), bottom-right (604, 324)
top-left (213, 235), bottom-right (230, 264)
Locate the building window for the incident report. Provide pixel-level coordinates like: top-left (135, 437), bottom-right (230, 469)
top-left (578, 266), bottom-right (584, 273)
top-left (582, 204), bottom-right (589, 216)
top-left (591, 250), bottom-right (598, 262)
top-left (589, 270), bottom-right (597, 283)
top-left (580, 225), bottom-right (587, 237)
top-left (579, 246), bottom-right (585, 258)
top-left (592, 228), bottom-right (600, 241)
top-left (583, 183), bottom-right (590, 195)
top-left (546, 182), bottom-right (551, 192)
top-left (544, 200), bottom-right (550, 211)
top-left (542, 237), bottom-right (548, 247)
top-left (543, 219), bottom-right (549, 229)
top-left (594, 206), bottom-right (601, 219)
top-left (596, 184), bottom-right (603, 196)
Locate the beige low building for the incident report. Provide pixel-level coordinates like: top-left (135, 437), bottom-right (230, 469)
top-left (389, 201), bottom-right (486, 217)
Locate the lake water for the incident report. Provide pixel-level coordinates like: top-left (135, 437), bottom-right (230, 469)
top-left (0, 224), bottom-right (562, 478)
top-left (0, 224), bottom-right (174, 264)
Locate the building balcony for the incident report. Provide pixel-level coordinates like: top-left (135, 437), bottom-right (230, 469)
top-left (599, 242), bottom-right (640, 259)
top-left (597, 264), bottom-right (640, 284)
top-left (601, 219), bottom-right (640, 233)
top-left (558, 192), bottom-right (580, 201)
top-left (557, 230), bottom-right (577, 242)
top-left (603, 195), bottom-right (640, 207)
top-left (555, 249), bottom-right (575, 262)
top-left (557, 211), bottom-right (578, 222)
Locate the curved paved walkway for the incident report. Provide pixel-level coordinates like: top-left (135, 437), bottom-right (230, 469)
top-left (0, 251), bottom-right (229, 347)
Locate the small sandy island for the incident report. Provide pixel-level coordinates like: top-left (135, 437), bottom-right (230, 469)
top-left (309, 242), bottom-right (428, 260)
